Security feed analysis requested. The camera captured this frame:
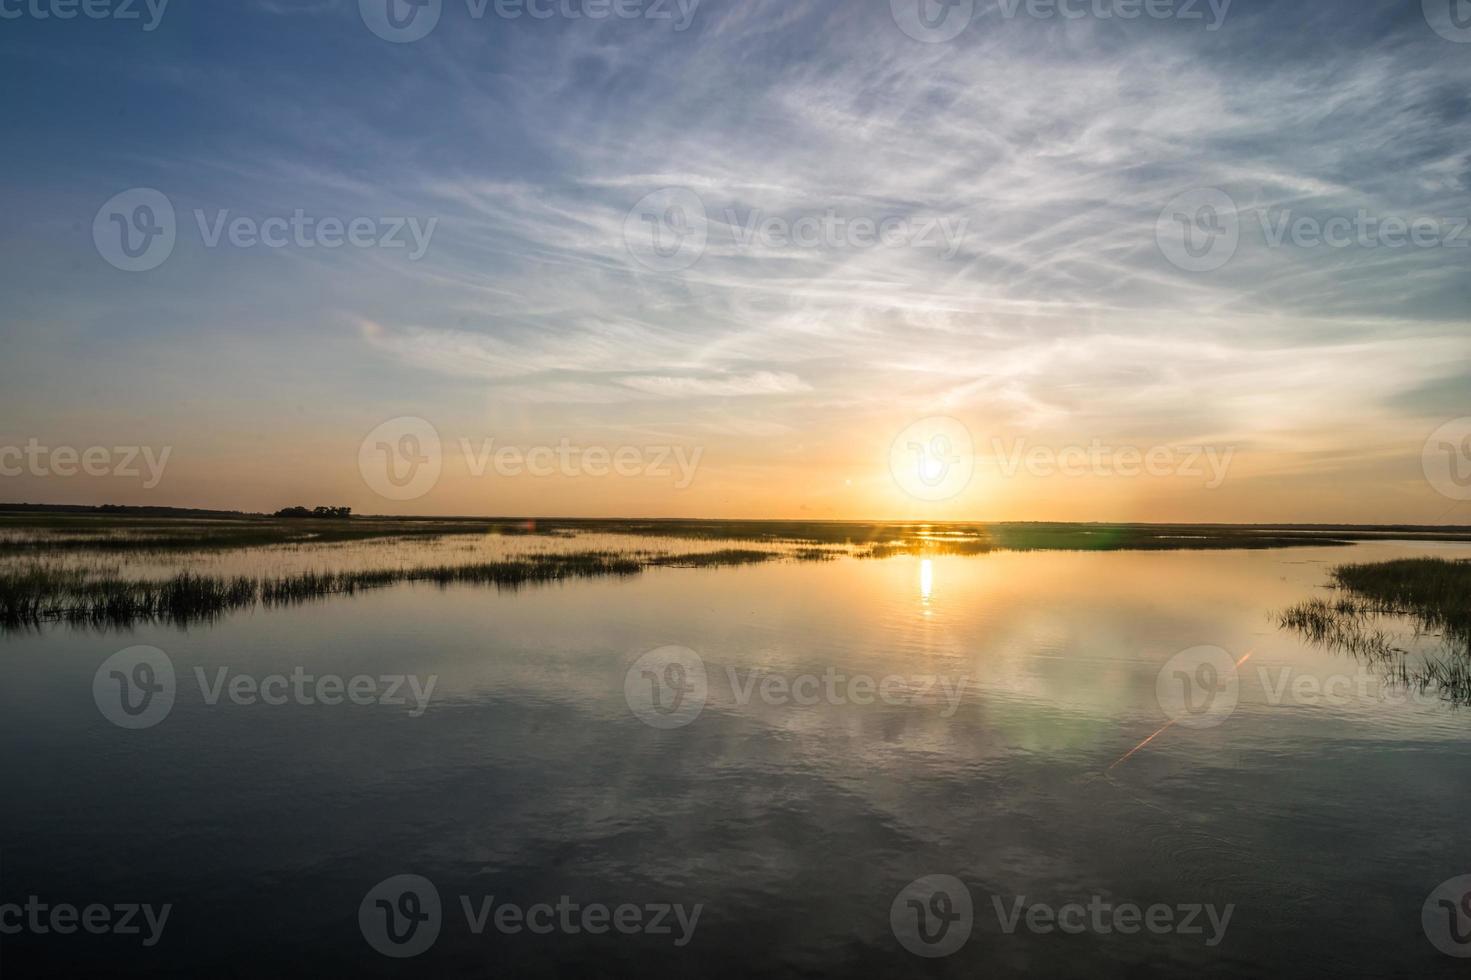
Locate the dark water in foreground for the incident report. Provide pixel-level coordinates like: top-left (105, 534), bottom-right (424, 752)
top-left (2, 541), bottom-right (1471, 977)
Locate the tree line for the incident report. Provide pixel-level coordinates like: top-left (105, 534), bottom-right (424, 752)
top-left (273, 506), bottom-right (352, 519)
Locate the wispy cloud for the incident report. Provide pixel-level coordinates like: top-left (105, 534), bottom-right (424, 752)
top-left (1, 0), bottom-right (1467, 517)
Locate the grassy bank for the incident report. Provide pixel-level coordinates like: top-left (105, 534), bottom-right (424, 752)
top-left (0, 515), bottom-right (559, 555)
top-left (1279, 557), bottom-right (1471, 703)
top-left (1329, 559), bottom-right (1471, 642)
top-left (0, 548), bottom-right (816, 628)
top-left (9, 512), bottom-right (1471, 560)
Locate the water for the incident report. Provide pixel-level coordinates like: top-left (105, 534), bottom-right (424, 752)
top-left (2, 539), bottom-right (1470, 976)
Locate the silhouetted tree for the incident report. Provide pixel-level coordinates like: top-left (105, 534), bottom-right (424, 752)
top-left (274, 506), bottom-right (351, 519)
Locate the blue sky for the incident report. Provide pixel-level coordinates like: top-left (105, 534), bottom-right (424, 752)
top-left (1, 0), bottom-right (1468, 520)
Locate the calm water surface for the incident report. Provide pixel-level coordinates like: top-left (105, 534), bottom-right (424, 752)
top-left (2, 540), bottom-right (1470, 977)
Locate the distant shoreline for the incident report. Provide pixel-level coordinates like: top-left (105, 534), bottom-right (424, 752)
top-left (5, 511), bottom-right (1471, 631)
top-left (3, 503), bottom-right (1471, 535)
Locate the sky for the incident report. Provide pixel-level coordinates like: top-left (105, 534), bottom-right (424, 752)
top-left (1, 0), bottom-right (1468, 522)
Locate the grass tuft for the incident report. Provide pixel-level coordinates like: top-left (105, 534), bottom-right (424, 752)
top-left (1279, 557), bottom-right (1471, 704)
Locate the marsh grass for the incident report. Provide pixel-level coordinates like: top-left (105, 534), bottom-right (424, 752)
top-left (647, 550), bottom-right (776, 569)
top-left (10, 513), bottom-right (1471, 633)
top-left (1329, 559), bottom-right (1471, 645)
top-left (1422, 655), bottom-right (1471, 705)
top-left (0, 547), bottom-right (837, 629)
top-left (856, 524), bottom-right (1360, 559)
top-left (257, 552), bottom-right (646, 606)
top-left (0, 518), bottom-right (531, 556)
top-left (862, 539), bottom-right (994, 559)
top-left (1277, 597), bottom-right (1403, 663)
top-left (1279, 557), bottom-right (1471, 705)
top-left (792, 547), bottom-right (841, 562)
top-left (13, 513), bottom-right (1452, 561)
top-left (0, 565), bottom-right (257, 627)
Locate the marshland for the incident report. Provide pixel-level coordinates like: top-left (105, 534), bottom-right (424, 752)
top-left (8, 509), bottom-right (1471, 630)
top-left (1279, 557), bottom-right (1471, 704)
top-left (6, 509), bottom-right (1471, 978)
